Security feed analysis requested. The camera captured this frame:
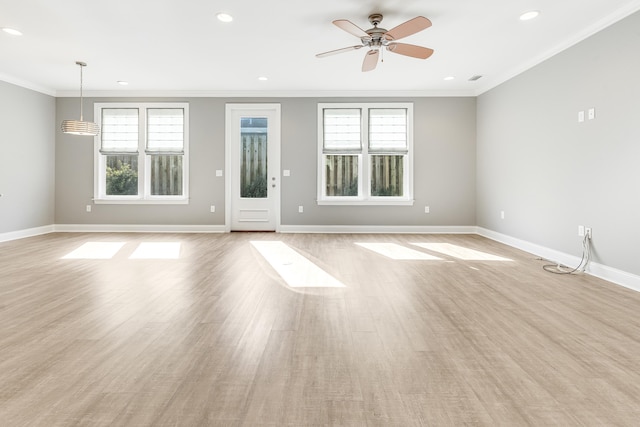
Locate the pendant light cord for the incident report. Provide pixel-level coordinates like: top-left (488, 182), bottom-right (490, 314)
top-left (78, 62), bottom-right (85, 121)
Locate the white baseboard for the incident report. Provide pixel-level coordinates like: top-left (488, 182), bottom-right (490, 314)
top-left (53, 224), bottom-right (226, 233)
top-left (583, 262), bottom-right (640, 293)
top-left (0, 225), bottom-right (55, 243)
top-left (279, 225), bottom-right (477, 234)
top-left (477, 227), bottom-right (581, 267)
top-left (477, 227), bottom-right (640, 293)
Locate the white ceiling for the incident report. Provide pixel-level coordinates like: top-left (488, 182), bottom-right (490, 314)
top-left (2, 0), bottom-right (640, 97)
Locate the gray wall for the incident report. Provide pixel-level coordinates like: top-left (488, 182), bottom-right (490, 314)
top-left (477, 11), bottom-right (640, 276)
top-left (55, 96), bottom-right (477, 227)
top-left (55, 97), bottom-right (223, 225)
top-left (0, 81), bottom-right (55, 233)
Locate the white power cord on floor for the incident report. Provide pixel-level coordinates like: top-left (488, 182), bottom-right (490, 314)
top-left (542, 233), bottom-right (591, 275)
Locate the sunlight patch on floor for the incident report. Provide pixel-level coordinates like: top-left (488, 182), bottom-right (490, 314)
top-left (355, 242), bottom-right (443, 260)
top-left (411, 243), bottom-right (513, 261)
top-left (129, 242), bottom-right (181, 259)
top-left (61, 242), bottom-right (126, 259)
top-left (251, 241), bottom-right (346, 288)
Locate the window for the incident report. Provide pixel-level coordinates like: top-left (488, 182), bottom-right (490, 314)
top-left (317, 103), bottom-right (413, 205)
top-left (94, 103), bottom-right (189, 204)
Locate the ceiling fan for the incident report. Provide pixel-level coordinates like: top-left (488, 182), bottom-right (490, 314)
top-left (316, 13), bottom-right (434, 72)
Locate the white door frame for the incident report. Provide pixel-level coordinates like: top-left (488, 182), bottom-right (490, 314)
top-left (225, 104), bottom-right (281, 232)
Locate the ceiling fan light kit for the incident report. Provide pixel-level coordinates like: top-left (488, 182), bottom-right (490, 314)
top-left (316, 14), bottom-right (434, 72)
top-left (61, 61), bottom-right (100, 136)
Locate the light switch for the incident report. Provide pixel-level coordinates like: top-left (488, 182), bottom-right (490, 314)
top-left (283, 170), bottom-right (290, 177)
top-left (578, 111), bottom-right (585, 122)
top-left (216, 170), bottom-right (223, 177)
top-left (588, 108), bottom-right (595, 120)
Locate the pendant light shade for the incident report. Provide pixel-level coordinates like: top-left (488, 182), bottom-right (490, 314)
top-left (61, 119), bottom-right (99, 135)
top-left (61, 61), bottom-right (99, 136)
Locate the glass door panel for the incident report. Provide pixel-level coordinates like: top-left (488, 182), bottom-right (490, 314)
top-left (240, 117), bottom-right (268, 198)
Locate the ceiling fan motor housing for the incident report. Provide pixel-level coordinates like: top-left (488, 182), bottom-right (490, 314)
top-left (362, 14), bottom-right (391, 48)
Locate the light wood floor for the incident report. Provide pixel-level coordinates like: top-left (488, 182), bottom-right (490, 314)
top-left (1, 232), bottom-right (640, 426)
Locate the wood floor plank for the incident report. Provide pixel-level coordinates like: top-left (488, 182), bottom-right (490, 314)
top-left (1, 232), bottom-right (640, 425)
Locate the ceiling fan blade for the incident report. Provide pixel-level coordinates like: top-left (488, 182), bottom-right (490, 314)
top-left (387, 43), bottom-right (434, 59)
top-left (333, 19), bottom-right (370, 39)
top-left (362, 50), bottom-right (379, 72)
top-left (316, 45), bottom-right (363, 58)
top-left (384, 16), bottom-right (432, 41)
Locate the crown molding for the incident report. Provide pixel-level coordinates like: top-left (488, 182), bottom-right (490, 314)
top-left (0, 74), bottom-right (56, 96)
top-left (54, 89), bottom-right (477, 98)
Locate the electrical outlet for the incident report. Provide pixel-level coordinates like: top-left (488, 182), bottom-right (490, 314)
top-left (578, 225), bottom-right (585, 236)
top-left (86, 205), bottom-right (92, 213)
top-left (578, 111), bottom-right (585, 122)
top-left (298, 205), bottom-right (304, 213)
top-left (210, 205), bottom-right (215, 213)
top-left (500, 210), bottom-right (505, 219)
top-left (424, 206), bottom-right (430, 214)
top-left (586, 227), bottom-right (592, 239)
top-left (588, 108), bottom-right (595, 120)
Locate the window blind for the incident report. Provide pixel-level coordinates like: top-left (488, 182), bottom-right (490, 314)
top-left (147, 109), bottom-right (184, 153)
top-left (323, 108), bottom-right (361, 151)
top-left (100, 109), bottom-right (139, 153)
top-left (369, 109), bottom-right (407, 152)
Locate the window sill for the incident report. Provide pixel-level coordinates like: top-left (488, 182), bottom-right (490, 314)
top-left (317, 199), bottom-right (414, 206)
top-left (94, 198), bottom-right (189, 205)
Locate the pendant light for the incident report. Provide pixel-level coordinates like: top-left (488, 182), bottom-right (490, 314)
top-left (61, 61), bottom-right (99, 136)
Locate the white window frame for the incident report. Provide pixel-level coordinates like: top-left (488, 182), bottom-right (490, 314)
top-left (317, 102), bottom-right (414, 205)
top-left (93, 102), bottom-right (189, 204)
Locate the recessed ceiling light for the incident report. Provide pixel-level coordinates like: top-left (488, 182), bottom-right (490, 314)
top-left (444, 76), bottom-right (455, 81)
top-left (216, 13), bottom-right (233, 23)
top-left (117, 81), bottom-right (129, 86)
top-left (2, 27), bottom-right (23, 36)
top-left (519, 10), bottom-right (540, 21)
top-left (258, 76), bottom-right (268, 81)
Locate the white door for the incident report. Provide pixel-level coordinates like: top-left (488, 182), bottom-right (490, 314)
top-left (226, 104), bottom-right (281, 231)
